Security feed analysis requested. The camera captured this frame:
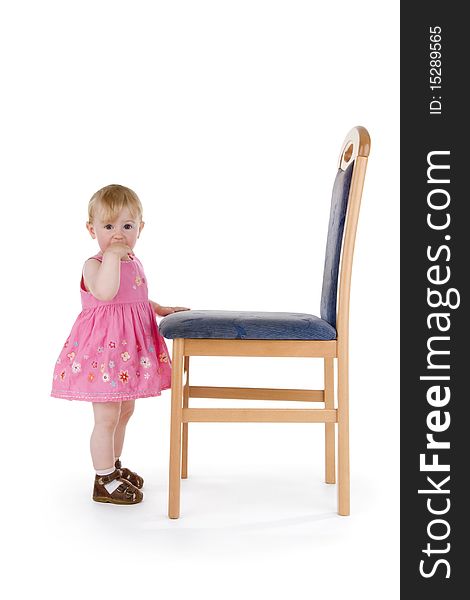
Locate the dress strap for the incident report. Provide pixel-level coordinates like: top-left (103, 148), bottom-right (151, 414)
top-left (80, 253), bottom-right (102, 292)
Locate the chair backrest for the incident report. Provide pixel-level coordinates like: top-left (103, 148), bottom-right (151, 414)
top-left (320, 126), bottom-right (370, 341)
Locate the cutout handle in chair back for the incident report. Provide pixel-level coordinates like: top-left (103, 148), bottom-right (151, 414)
top-left (320, 126), bottom-right (370, 330)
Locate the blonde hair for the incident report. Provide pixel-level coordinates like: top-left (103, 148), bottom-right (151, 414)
top-left (88, 184), bottom-right (143, 224)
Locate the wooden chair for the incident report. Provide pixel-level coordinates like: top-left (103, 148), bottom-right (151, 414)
top-left (160, 126), bottom-right (370, 518)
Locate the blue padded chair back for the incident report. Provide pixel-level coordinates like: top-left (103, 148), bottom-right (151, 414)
top-left (320, 161), bottom-right (354, 328)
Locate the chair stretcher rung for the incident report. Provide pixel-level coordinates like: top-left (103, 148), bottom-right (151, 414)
top-left (182, 408), bottom-right (337, 423)
top-left (189, 386), bottom-right (325, 402)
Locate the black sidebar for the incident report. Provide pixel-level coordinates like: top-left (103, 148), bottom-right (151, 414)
top-left (401, 5), bottom-right (468, 598)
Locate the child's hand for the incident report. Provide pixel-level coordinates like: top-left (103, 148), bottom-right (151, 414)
top-left (153, 303), bottom-right (191, 317)
top-left (104, 243), bottom-right (134, 260)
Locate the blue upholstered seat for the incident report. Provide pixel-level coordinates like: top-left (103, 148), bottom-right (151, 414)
top-left (159, 310), bottom-right (336, 340)
top-left (159, 161), bottom-right (354, 343)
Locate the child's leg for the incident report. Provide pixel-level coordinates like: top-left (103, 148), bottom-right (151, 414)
top-left (90, 401), bottom-right (122, 470)
top-left (114, 400), bottom-right (135, 461)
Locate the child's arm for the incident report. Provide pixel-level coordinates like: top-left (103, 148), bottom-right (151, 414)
top-left (83, 243), bottom-right (133, 301)
top-left (150, 300), bottom-right (190, 317)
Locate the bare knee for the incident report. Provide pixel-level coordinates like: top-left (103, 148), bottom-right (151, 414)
top-left (93, 402), bottom-right (121, 431)
top-left (119, 400), bottom-right (135, 421)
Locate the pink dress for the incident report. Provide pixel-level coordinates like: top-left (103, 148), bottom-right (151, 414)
top-left (51, 254), bottom-right (172, 402)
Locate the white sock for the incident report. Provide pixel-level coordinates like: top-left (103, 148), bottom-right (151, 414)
top-left (96, 466), bottom-right (121, 494)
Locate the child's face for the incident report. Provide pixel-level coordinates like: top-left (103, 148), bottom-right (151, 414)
top-left (86, 206), bottom-right (144, 254)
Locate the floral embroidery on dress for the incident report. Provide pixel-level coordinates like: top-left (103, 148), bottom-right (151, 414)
top-left (109, 341), bottom-right (116, 348)
top-left (109, 360), bottom-right (115, 369)
top-left (102, 373), bottom-right (110, 382)
top-left (67, 352), bottom-right (75, 362)
top-left (88, 372), bottom-right (95, 382)
top-left (59, 370), bottom-right (66, 381)
top-left (121, 351), bottom-right (131, 362)
top-left (144, 372), bottom-right (150, 380)
top-left (140, 357), bottom-right (151, 369)
top-left (158, 352), bottom-right (168, 363)
top-left (119, 370), bottom-right (129, 383)
top-left (71, 362), bottom-right (81, 374)
top-left (92, 361), bottom-right (98, 369)
top-left (97, 346), bottom-right (104, 353)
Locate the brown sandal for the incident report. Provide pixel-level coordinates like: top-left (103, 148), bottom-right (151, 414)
top-left (93, 468), bottom-right (143, 505)
top-left (115, 459), bottom-right (144, 489)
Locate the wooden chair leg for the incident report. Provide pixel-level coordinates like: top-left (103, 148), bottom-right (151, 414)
top-left (337, 351), bottom-right (350, 516)
top-left (324, 358), bottom-right (336, 484)
top-left (182, 356), bottom-right (190, 479)
top-left (168, 339), bottom-right (184, 519)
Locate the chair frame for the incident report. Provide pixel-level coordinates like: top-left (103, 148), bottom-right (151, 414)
top-left (168, 126), bottom-right (370, 518)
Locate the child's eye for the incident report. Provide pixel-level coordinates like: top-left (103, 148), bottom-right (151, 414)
top-left (104, 224), bottom-right (114, 230)
top-left (123, 223), bottom-right (134, 230)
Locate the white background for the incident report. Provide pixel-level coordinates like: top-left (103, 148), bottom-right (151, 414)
top-left (1, 1), bottom-right (399, 598)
